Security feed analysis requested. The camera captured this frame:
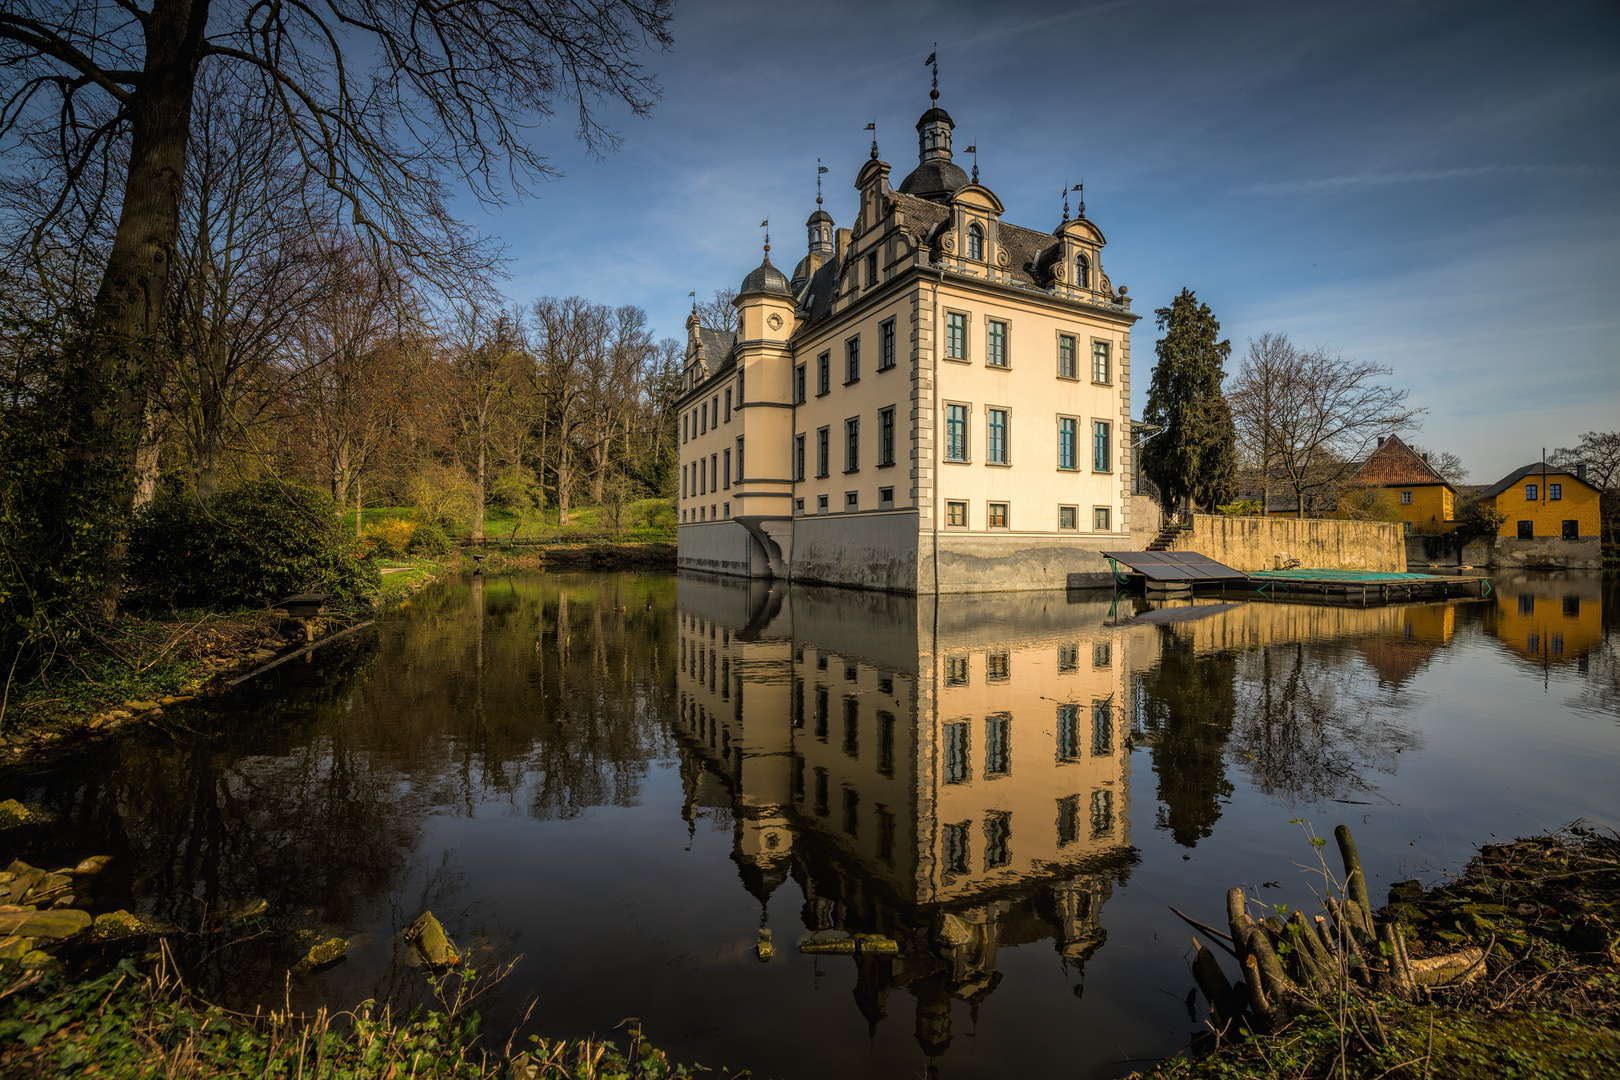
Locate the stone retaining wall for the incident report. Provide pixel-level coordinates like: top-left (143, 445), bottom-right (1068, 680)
top-left (1167, 515), bottom-right (1404, 572)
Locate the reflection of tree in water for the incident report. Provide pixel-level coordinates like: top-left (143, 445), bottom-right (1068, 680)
top-left (7, 572), bottom-right (681, 1008)
top-left (1228, 642), bottom-right (1421, 804)
top-left (1135, 632), bottom-right (1237, 847)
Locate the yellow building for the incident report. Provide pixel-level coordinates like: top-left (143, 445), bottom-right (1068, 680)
top-left (676, 84), bottom-right (1140, 593)
top-left (1330, 435), bottom-right (1457, 533)
top-left (1483, 570), bottom-right (1604, 666)
top-left (1478, 462), bottom-right (1603, 541)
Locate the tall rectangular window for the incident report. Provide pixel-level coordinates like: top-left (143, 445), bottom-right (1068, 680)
top-left (945, 404), bottom-right (968, 461)
top-left (682, 414), bottom-right (688, 443)
top-left (985, 714), bottom-right (1011, 777)
top-left (1058, 334), bottom-right (1076, 378)
top-left (1525, 484), bottom-right (1538, 500)
top-left (866, 251), bottom-right (878, 287)
top-left (845, 417), bottom-right (859, 472)
top-left (1550, 483), bottom-right (1562, 500)
top-left (699, 459), bottom-right (706, 495)
top-left (943, 822), bottom-right (969, 875)
top-left (817, 427), bottom-right (829, 478)
top-left (984, 812), bottom-right (1011, 869)
top-left (1093, 421), bottom-right (1111, 471)
top-left (736, 437), bottom-right (744, 481)
top-left (876, 804), bottom-right (896, 862)
top-left (817, 353), bottom-right (830, 395)
top-left (879, 407), bottom-right (895, 466)
top-left (1057, 705), bottom-right (1079, 760)
top-left (843, 696), bottom-right (859, 758)
top-left (880, 319), bottom-right (896, 370)
top-left (794, 364), bottom-right (806, 404)
top-left (1057, 795), bottom-right (1080, 845)
top-left (794, 434), bottom-right (806, 481)
top-left (944, 721), bottom-right (970, 784)
top-left (877, 711), bottom-right (895, 777)
top-left (723, 448), bottom-right (731, 489)
top-left (987, 320), bottom-right (1008, 367)
top-left (946, 312), bottom-right (966, 360)
top-left (724, 388), bottom-right (732, 422)
top-left (987, 408), bottom-right (1008, 464)
top-left (700, 402), bottom-right (707, 434)
top-left (1091, 700), bottom-right (1114, 755)
top-left (1058, 417), bottom-right (1077, 469)
top-left (846, 336), bottom-right (860, 383)
top-left (1092, 340), bottom-right (1111, 383)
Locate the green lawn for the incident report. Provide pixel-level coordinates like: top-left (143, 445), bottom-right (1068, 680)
top-left (345, 498), bottom-right (676, 545)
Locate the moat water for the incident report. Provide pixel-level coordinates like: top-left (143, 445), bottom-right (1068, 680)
top-left (4, 570), bottom-right (1616, 1079)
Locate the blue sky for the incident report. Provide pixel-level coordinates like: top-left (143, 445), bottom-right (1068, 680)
top-left (463, 0), bottom-right (1619, 483)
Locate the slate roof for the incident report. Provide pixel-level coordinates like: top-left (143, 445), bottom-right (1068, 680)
top-left (1480, 462), bottom-right (1602, 498)
top-left (696, 327), bottom-right (736, 362)
top-left (1343, 435), bottom-right (1451, 488)
top-left (739, 254), bottom-right (791, 297)
top-left (896, 158), bottom-right (972, 201)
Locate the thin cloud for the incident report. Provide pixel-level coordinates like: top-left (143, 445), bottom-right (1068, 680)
top-left (1249, 163), bottom-right (1612, 195)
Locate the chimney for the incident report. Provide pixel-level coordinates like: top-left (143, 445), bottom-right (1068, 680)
top-left (1577, 462), bottom-right (1587, 483)
top-left (1422, 452), bottom-right (1429, 463)
top-left (1377, 436), bottom-right (1385, 447)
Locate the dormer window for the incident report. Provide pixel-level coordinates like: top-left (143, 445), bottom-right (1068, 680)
top-left (967, 224), bottom-right (984, 261)
top-left (1076, 254), bottom-right (1092, 289)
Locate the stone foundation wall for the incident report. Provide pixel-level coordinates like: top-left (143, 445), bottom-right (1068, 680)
top-left (924, 532), bottom-right (1118, 593)
top-left (790, 510), bottom-right (921, 592)
top-left (676, 520), bottom-right (768, 578)
top-left (1168, 515), bottom-right (1404, 572)
top-left (1490, 536), bottom-right (1602, 570)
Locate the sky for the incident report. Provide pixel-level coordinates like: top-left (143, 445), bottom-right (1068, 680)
top-left (458, 0), bottom-right (1620, 484)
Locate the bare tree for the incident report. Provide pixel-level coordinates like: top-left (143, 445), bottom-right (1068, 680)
top-left (693, 287), bottom-right (738, 333)
top-left (529, 296), bottom-right (607, 526)
top-left (0, 0), bottom-right (672, 608)
top-left (442, 304), bottom-right (530, 541)
top-left (1406, 445), bottom-right (1468, 484)
top-left (1228, 337), bottom-right (1425, 517)
top-left (1550, 430), bottom-right (1620, 544)
top-left (1229, 332), bottom-right (1290, 515)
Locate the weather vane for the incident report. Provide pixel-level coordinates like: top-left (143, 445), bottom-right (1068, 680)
top-left (759, 218), bottom-right (769, 253)
top-left (817, 159), bottom-right (828, 205)
top-left (926, 44), bottom-right (938, 102)
top-left (965, 144), bottom-right (978, 183)
top-left (863, 120), bottom-right (877, 159)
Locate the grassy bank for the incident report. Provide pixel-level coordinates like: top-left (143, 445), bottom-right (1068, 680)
top-left (1132, 826), bottom-right (1620, 1079)
top-left (347, 498), bottom-right (676, 546)
top-left (0, 558), bottom-right (444, 760)
top-left (0, 961), bottom-right (729, 1079)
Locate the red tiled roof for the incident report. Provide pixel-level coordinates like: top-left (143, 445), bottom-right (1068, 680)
top-left (1344, 435), bottom-right (1452, 489)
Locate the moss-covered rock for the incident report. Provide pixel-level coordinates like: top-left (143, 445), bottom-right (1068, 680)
top-left (299, 937), bottom-right (348, 970)
top-left (91, 910), bottom-right (177, 943)
top-left (0, 798), bottom-right (57, 829)
top-left (404, 911), bottom-right (458, 967)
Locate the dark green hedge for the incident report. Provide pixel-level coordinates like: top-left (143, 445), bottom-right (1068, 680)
top-left (128, 480), bottom-right (379, 610)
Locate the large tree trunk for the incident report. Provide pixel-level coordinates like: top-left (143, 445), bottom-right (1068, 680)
top-left (79, 0), bottom-right (209, 618)
top-left (474, 424), bottom-right (486, 541)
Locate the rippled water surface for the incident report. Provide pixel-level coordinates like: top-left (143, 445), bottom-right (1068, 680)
top-left (5, 570), bottom-right (1616, 1079)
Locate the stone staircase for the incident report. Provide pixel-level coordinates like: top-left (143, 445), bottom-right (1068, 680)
top-left (1145, 524), bottom-right (1187, 552)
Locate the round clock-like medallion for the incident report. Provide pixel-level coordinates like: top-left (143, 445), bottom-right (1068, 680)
top-left (767, 313), bottom-right (783, 331)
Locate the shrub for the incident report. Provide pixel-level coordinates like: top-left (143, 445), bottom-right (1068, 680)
top-left (408, 464), bottom-right (476, 529)
top-left (363, 518), bottom-right (417, 557)
top-left (406, 521), bottom-right (452, 557)
top-left (128, 480), bottom-right (380, 610)
top-left (1216, 499), bottom-right (1261, 516)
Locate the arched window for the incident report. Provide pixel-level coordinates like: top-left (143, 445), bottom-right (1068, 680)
top-left (967, 224), bottom-right (984, 261)
top-left (1076, 254), bottom-right (1091, 289)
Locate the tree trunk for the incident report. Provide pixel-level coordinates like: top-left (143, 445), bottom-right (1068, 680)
top-left (78, 0), bottom-right (209, 618)
top-left (474, 427), bottom-right (486, 541)
top-left (556, 445), bottom-right (572, 526)
top-left (355, 477), bottom-right (363, 538)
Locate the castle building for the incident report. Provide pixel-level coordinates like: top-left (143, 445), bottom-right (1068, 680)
top-left (676, 88), bottom-right (1141, 593)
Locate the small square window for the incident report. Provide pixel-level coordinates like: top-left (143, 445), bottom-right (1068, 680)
top-left (947, 500), bottom-right (967, 527)
top-left (1562, 519), bottom-right (1578, 539)
top-left (1059, 505), bottom-right (1077, 530)
top-left (1400, 491), bottom-right (1412, 504)
top-left (817, 494), bottom-right (829, 515)
top-left (987, 502), bottom-right (1009, 529)
top-left (1094, 506), bottom-right (1111, 531)
top-left (1525, 484), bottom-right (1538, 500)
top-left (794, 498), bottom-right (805, 515)
top-left (845, 491), bottom-right (858, 511)
top-left (1517, 520), bottom-right (1533, 539)
top-left (1549, 483), bottom-right (1562, 500)
top-left (879, 486), bottom-right (894, 508)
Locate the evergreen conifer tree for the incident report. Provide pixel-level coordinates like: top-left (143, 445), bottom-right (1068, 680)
top-left (1141, 289), bottom-right (1239, 513)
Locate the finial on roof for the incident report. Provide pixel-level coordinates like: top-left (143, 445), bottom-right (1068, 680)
top-left (817, 159), bottom-right (827, 205)
top-left (1061, 185), bottom-right (1069, 222)
top-left (760, 217), bottom-right (770, 255)
top-left (927, 44), bottom-right (938, 103)
top-left (965, 144), bottom-right (978, 184)
top-left (1075, 181), bottom-right (1085, 218)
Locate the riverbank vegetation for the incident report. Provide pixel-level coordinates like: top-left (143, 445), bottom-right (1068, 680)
top-left (1135, 824), bottom-right (1620, 1079)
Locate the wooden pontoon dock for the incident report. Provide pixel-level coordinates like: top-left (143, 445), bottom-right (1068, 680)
top-left (1098, 552), bottom-right (1491, 605)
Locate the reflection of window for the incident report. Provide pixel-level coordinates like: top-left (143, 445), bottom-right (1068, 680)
top-left (946, 655), bottom-right (969, 686)
top-left (1058, 644), bottom-right (1078, 672)
top-left (791, 755), bottom-right (804, 803)
top-left (1093, 640), bottom-right (1112, 668)
top-left (814, 686), bottom-right (829, 740)
top-left (984, 811), bottom-right (1011, 869)
top-left (876, 805), bottom-right (896, 863)
top-left (877, 711), bottom-right (895, 777)
top-left (843, 696), bottom-right (859, 757)
top-left (1563, 596), bottom-right (1581, 617)
top-left (944, 821), bottom-right (970, 875)
top-left (843, 788), bottom-right (859, 836)
top-left (1092, 700), bottom-right (1114, 755)
top-left (1057, 705), bottom-right (1080, 760)
top-left (791, 677), bottom-right (804, 728)
top-left (1528, 633), bottom-right (1540, 653)
top-left (985, 713), bottom-right (1011, 777)
top-left (944, 721), bottom-right (970, 783)
top-left (813, 768), bottom-right (829, 817)
top-left (1519, 594), bottom-right (1535, 615)
top-left (844, 663), bottom-right (857, 682)
top-left (985, 652), bottom-right (1010, 682)
top-left (1551, 633), bottom-right (1564, 655)
top-left (1057, 795), bottom-right (1080, 846)
top-left (1090, 789), bottom-right (1114, 838)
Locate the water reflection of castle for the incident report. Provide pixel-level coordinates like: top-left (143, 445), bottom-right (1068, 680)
top-left (674, 578), bottom-right (1136, 1056)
